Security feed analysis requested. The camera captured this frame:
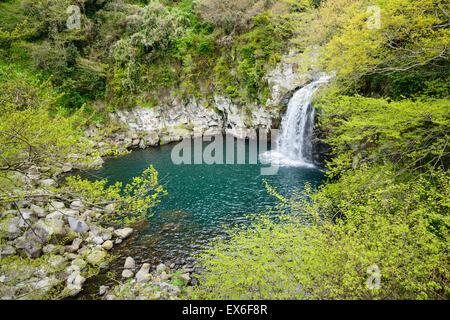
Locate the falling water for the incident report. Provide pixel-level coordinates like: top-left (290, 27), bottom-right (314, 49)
top-left (261, 75), bottom-right (329, 167)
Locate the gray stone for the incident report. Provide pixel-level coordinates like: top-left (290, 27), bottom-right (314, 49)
top-left (135, 263), bottom-right (151, 283)
top-left (67, 238), bottom-right (82, 252)
top-left (124, 257), bottom-right (135, 270)
top-left (49, 201), bottom-right (65, 211)
top-left (99, 285), bottom-right (108, 296)
top-left (0, 216), bottom-right (22, 240)
top-left (46, 211), bottom-right (63, 220)
top-left (43, 244), bottom-right (57, 254)
top-left (35, 219), bottom-right (66, 242)
top-left (72, 258), bottom-right (87, 269)
top-left (122, 269), bottom-right (134, 279)
top-left (86, 248), bottom-right (107, 265)
top-left (92, 236), bottom-right (104, 245)
top-left (68, 217), bottom-right (89, 233)
top-left (70, 201), bottom-right (84, 210)
top-left (36, 277), bottom-right (58, 294)
top-left (40, 179), bottom-right (58, 188)
top-left (15, 227), bottom-right (49, 258)
top-left (156, 263), bottom-right (168, 274)
top-left (159, 282), bottom-right (181, 295)
top-left (0, 244), bottom-right (16, 258)
top-left (31, 204), bottom-right (46, 218)
top-left (114, 227), bottom-right (133, 239)
top-left (101, 240), bottom-right (113, 250)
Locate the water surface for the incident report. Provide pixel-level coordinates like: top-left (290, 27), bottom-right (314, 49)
top-left (79, 137), bottom-right (325, 265)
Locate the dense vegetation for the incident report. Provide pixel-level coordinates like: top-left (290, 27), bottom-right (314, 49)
top-left (190, 0), bottom-right (449, 299)
top-left (0, 0), bottom-right (449, 300)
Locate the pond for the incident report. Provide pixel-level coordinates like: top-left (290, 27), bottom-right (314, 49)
top-left (79, 137), bottom-right (325, 264)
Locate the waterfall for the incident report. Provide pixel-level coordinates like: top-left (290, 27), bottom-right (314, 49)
top-left (261, 75), bottom-right (329, 167)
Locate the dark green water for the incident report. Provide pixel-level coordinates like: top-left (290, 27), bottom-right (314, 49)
top-left (80, 137), bottom-right (325, 265)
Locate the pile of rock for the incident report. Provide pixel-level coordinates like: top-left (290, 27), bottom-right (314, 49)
top-left (0, 195), bottom-right (135, 299)
top-left (102, 261), bottom-right (193, 300)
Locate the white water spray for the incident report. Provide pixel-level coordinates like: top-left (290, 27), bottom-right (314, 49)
top-left (261, 75), bottom-right (329, 167)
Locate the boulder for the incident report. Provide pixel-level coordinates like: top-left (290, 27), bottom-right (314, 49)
top-left (124, 257), bottom-right (135, 270)
top-left (49, 201), bottom-right (65, 211)
top-left (0, 216), bottom-right (23, 240)
top-left (135, 263), bottom-right (151, 283)
top-left (70, 201), bottom-right (84, 210)
top-left (31, 204), bottom-right (46, 218)
top-left (40, 179), bottom-right (58, 188)
top-left (86, 248), bottom-right (107, 265)
top-left (0, 244), bottom-right (16, 258)
top-left (122, 269), bottom-right (134, 279)
top-left (46, 211), bottom-right (63, 220)
top-left (68, 217), bottom-right (89, 234)
top-left (114, 227), bottom-right (133, 240)
top-left (101, 240), bottom-right (113, 250)
top-left (15, 227), bottom-right (49, 258)
top-left (35, 219), bottom-right (66, 243)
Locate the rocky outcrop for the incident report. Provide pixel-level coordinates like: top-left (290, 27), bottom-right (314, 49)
top-left (0, 166), bottom-right (137, 299)
top-left (111, 52), bottom-right (309, 144)
top-left (104, 262), bottom-right (194, 300)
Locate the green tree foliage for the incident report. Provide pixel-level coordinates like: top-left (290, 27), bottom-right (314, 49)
top-left (314, 94), bottom-right (450, 176)
top-left (191, 169), bottom-right (449, 299)
top-left (295, 0), bottom-right (449, 90)
top-left (191, 0), bottom-right (449, 300)
top-left (59, 166), bottom-right (168, 225)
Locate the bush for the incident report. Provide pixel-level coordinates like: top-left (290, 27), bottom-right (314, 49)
top-left (191, 168), bottom-right (449, 299)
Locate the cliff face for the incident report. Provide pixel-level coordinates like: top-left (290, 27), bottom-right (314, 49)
top-left (111, 52), bottom-right (329, 165)
top-left (111, 52), bottom-right (307, 141)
